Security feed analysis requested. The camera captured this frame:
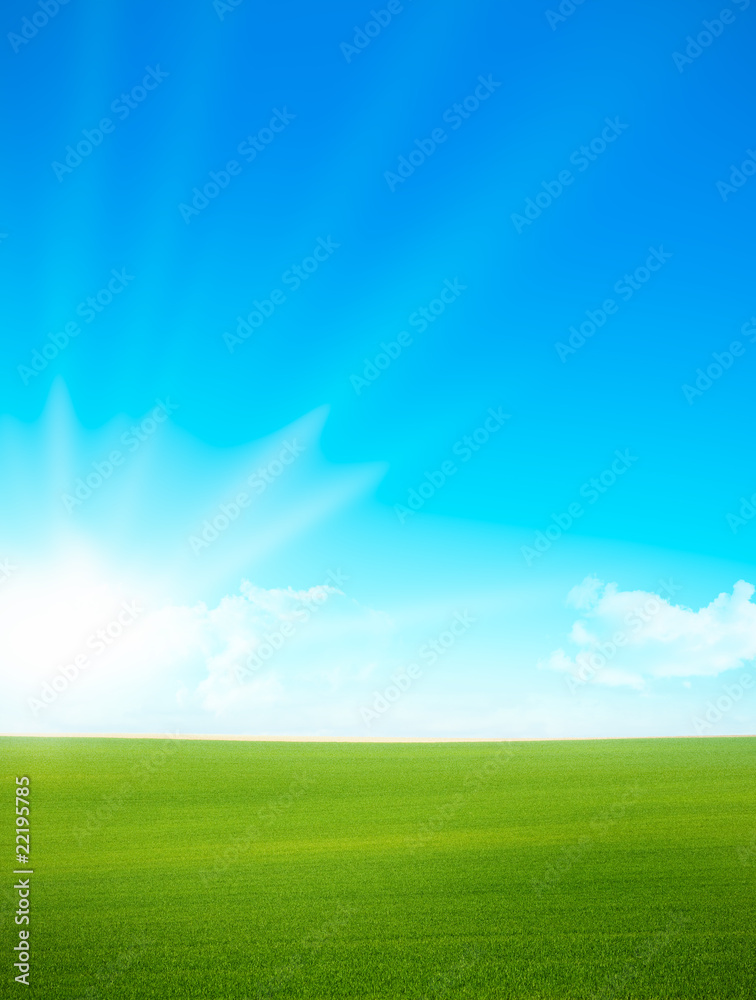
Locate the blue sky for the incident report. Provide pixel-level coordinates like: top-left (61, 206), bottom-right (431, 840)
top-left (1, 0), bottom-right (756, 737)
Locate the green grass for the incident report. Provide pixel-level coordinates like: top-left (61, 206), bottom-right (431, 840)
top-left (1, 736), bottom-right (755, 999)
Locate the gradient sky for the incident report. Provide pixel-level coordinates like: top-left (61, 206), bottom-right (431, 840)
top-left (1, 0), bottom-right (755, 738)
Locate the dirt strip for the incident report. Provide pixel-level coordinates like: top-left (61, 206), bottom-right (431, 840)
top-left (1, 733), bottom-right (754, 742)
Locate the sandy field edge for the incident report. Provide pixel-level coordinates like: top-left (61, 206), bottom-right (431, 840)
top-left (1, 733), bottom-right (754, 742)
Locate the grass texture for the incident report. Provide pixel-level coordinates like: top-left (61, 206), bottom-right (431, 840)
top-left (1, 736), bottom-right (754, 998)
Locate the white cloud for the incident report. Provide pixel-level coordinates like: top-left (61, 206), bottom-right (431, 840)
top-left (541, 578), bottom-right (756, 689)
top-left (189, 580), bottom-right (393, 713)
top-left (0, 563), bottom-right (396, 733)
top-left (566, 575), bottom-right (603, 610)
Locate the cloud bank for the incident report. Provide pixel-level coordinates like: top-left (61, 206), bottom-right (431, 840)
top-left (0, 562), bottom-right (395, 734)
top-left (541, 577), bottom-right (756, 690)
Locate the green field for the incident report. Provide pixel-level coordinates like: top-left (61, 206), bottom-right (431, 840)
top-left (1, 736), bottom-right (755, 999)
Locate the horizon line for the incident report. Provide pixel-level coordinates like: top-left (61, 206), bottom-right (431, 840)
top-left (1, 733), bottom-right (754, 743)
